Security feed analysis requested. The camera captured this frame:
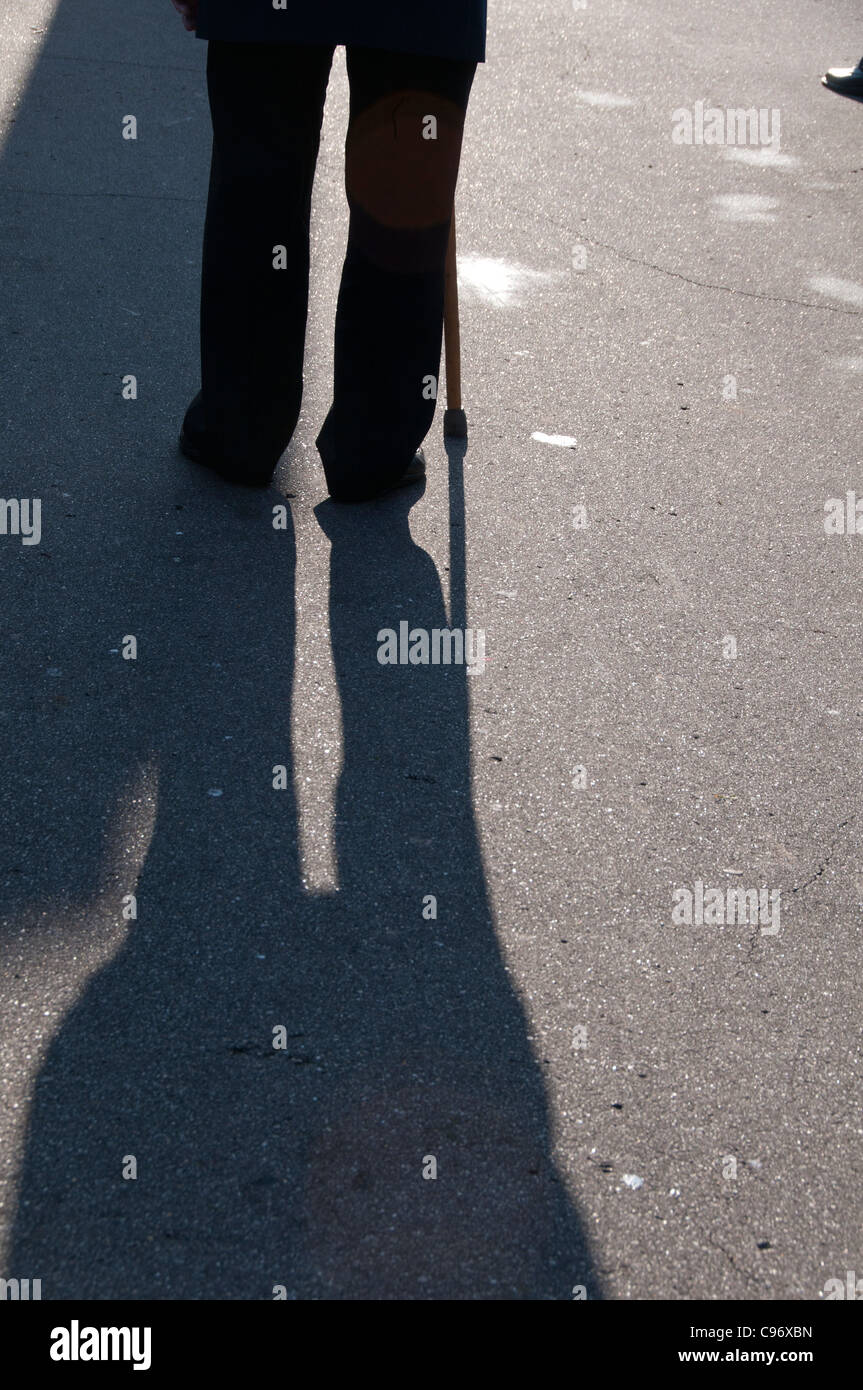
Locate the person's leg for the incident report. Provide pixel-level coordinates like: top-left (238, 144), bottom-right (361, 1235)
top-left (183, 41), bottom-right (334, 484)
top-left (317, 48), bottom-right (476, 502)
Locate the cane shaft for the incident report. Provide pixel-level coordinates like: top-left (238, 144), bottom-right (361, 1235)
top-left (443, 212), bottom-right (462, 412)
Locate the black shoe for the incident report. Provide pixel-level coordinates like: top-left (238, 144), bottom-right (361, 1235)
top-left (328, 450), bottom-right (426, 504)
top-left (822, 61), bottom-right (863, 96)
top-left (395, 449), bottom-right (427, 487)
top-left (178, 393), bottom-right (275, 489)
top-left (179, 427), bottom-right (275, 488)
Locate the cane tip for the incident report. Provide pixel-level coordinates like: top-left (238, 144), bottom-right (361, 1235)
top-left (443, 408), bottom-right (468, 440)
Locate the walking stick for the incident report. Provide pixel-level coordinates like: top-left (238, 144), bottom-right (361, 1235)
top-left (442, 207), bottom-right (468, 633)
top-left (443, 210), bottom-right (467, 439)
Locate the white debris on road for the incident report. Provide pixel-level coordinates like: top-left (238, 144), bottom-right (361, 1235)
top-left (531, 432), bottom-right (577, 448)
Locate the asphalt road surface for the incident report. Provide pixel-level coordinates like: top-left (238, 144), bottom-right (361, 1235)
top-left (1, 0), bottom-right (861, 1300)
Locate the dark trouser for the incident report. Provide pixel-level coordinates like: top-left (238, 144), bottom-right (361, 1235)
top-left (193, 41), bottom-right (476, 501)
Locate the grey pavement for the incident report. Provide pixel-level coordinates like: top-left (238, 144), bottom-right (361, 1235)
top-left (0, 0), bottom-right (861, 1299)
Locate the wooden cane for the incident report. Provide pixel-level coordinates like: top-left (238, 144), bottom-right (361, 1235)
top-left (443, 209), bottom-right (467, 438)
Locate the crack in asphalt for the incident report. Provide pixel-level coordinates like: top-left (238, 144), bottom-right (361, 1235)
top-left (705, 1228), bottom-right (766, 1291)
top-left (576, 233), bottom-right (863, 316)
top-left (0, 184), bottom-right (204, 203)
top-left (791, 817), bottom-right (855, 894)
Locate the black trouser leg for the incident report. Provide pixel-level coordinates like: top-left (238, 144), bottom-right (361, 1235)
top-left (193, 41), bottom-right (333, 478)
top-left (317, 48), bottom-right (476, 502)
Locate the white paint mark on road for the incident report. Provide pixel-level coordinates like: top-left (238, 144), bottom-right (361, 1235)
top-left (722, 147), bottom-right (796, 167)
top-left (712, 194), bottom-right (779, 222)
top-left (809, 274), bottom-right (863, 307)
top-left (532, 432), bottom-right (577, 448)
top-left (831, 355), bottom-right (863, 372)
top-left (575, 90), bottom-right (635, 108)
top-left (458, 256), bottom-right (558, 308)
